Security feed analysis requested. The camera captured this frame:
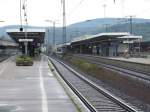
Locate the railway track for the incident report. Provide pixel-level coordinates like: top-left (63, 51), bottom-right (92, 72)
top-left (49, 57), bottom-right (138, 112)
top-left (73, 54), bottom-right (150, 82)
top-left (0, 56), bottom-right (11, 62)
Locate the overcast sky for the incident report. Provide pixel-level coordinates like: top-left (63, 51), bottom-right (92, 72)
top-left (0, 0), bottom-right (150, 27)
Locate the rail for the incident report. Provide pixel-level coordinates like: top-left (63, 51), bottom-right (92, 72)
top-left (49, 57), bottom-right (138, 112)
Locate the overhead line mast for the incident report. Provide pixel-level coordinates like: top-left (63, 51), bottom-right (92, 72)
top-left (62, 0), bottom-right (66, 44)
top-left (22, 0), bottom-right (28, 55)
top-left (20, 0), bottom-right (23, 29)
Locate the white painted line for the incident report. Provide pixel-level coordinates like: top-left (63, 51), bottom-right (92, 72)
top-left (39, 59), bottom-right (49, 112)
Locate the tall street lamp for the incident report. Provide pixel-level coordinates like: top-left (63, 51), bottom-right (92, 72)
top-left (61, 0), bottom-right (66, 45)
top-left (45, 20), bottom-right (56, 46)
top-left (45, 20), bottom-right (58, 53)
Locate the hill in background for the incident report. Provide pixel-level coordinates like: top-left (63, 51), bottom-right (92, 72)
top-left (0, 18), bottom-right (150, 44)
top-left (66, 18), bottom-right (150, 42)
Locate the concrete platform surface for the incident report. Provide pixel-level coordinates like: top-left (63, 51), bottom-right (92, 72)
top-left (0, 55), bottom-right (79, 112)
top-left (109, 57), bottom-right (150, 65)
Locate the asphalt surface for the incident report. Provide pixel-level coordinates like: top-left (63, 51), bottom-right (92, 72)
top-left (0, 55), bottom-right (78, 112)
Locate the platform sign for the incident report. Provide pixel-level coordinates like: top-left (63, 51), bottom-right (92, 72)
top-left (19, 39), bottom-right (33, 42)
top-left (123, 40), bottom-right (134, 43)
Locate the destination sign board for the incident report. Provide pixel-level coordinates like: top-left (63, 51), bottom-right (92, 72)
top-left (19, 39), bottom-right (33, 42)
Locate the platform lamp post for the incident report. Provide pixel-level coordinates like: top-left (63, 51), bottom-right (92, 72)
top-left (22, 0), bottom-right (29, 55)
top-left (45, 20), bottom-right (56, 46)
top-left (45, 20), bottom-right (58, 54)
top-left (102, 4), bottom-right (106, 18)
top-left (44, 27), bottom-right (49, 54)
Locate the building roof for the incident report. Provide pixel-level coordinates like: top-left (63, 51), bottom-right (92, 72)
top-left (6, 28), bottom-right (45, 33)
top-left (56, 42), bottom-right (71, 48)
top-left (72, 35), bottom-right (93, 43)
top-left (6, 28), bottom-right (45, 43)
top-left (118, 35), bottom-right (142, 39)
top-left (71, 32), bottom-right (130, 43)
top-left (93, 32), bottom-right (130, 38)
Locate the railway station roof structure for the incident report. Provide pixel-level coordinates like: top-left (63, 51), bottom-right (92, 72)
top-left (71, 32), bottom-right (142, 45)
top-left (56, 42), bottom-right (71, 48)
top-left (6, 28), bottom-right (45, 44)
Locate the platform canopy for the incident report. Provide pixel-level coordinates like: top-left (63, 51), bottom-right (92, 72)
top-left (71, 32), bottom-right (131, 45)
top-left (6, 28), bottom-right (45, 44)
top-left (72, 32), bottom-right (130, 43)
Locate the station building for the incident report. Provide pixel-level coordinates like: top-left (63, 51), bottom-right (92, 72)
top-left (56, 32), bottom-right (143, 57)
top-left (6, 28), bottom-right (45, 56)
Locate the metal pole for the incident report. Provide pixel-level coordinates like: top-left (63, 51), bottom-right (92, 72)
top-left (103, 4), bottom-right (106, 18)
top-left (53, 22), bottom-right (56, 46)
top-left (128, 15), bottom-right (135, 35)
top-left (62, 0), bottom-right (66, 44)
top-left (20, 0), bottom-right (22, 28)
top-left (24, 21), bottom-right (28, 55)
top-left (121, 0), bottom-right (125, 17)
top-left (127, 15), bottom-right (134, 55)
top-left (139, 38), bottom-right (141, 53)
top-left (47, 29), bottom-right (50, 54)
top-left (47, 28), bottom-right (49, 45)
top-left (23, 0), bottom-right (28, 55)
top-left (106, 24), bottom-right (109, 32)
top-left (129, 16), bottom-right (133, 35)
top-left (45, 19), bottom-right (58, 53)
top-left (128, 38), bottom-right (130, 54)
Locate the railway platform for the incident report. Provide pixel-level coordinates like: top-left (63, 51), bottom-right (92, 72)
top-left (73, 53), bottom-right (150, 65)
top-left (0, 55), bottom-right (87, 112)
top-left (109, 57), bottom-right (150, 65)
